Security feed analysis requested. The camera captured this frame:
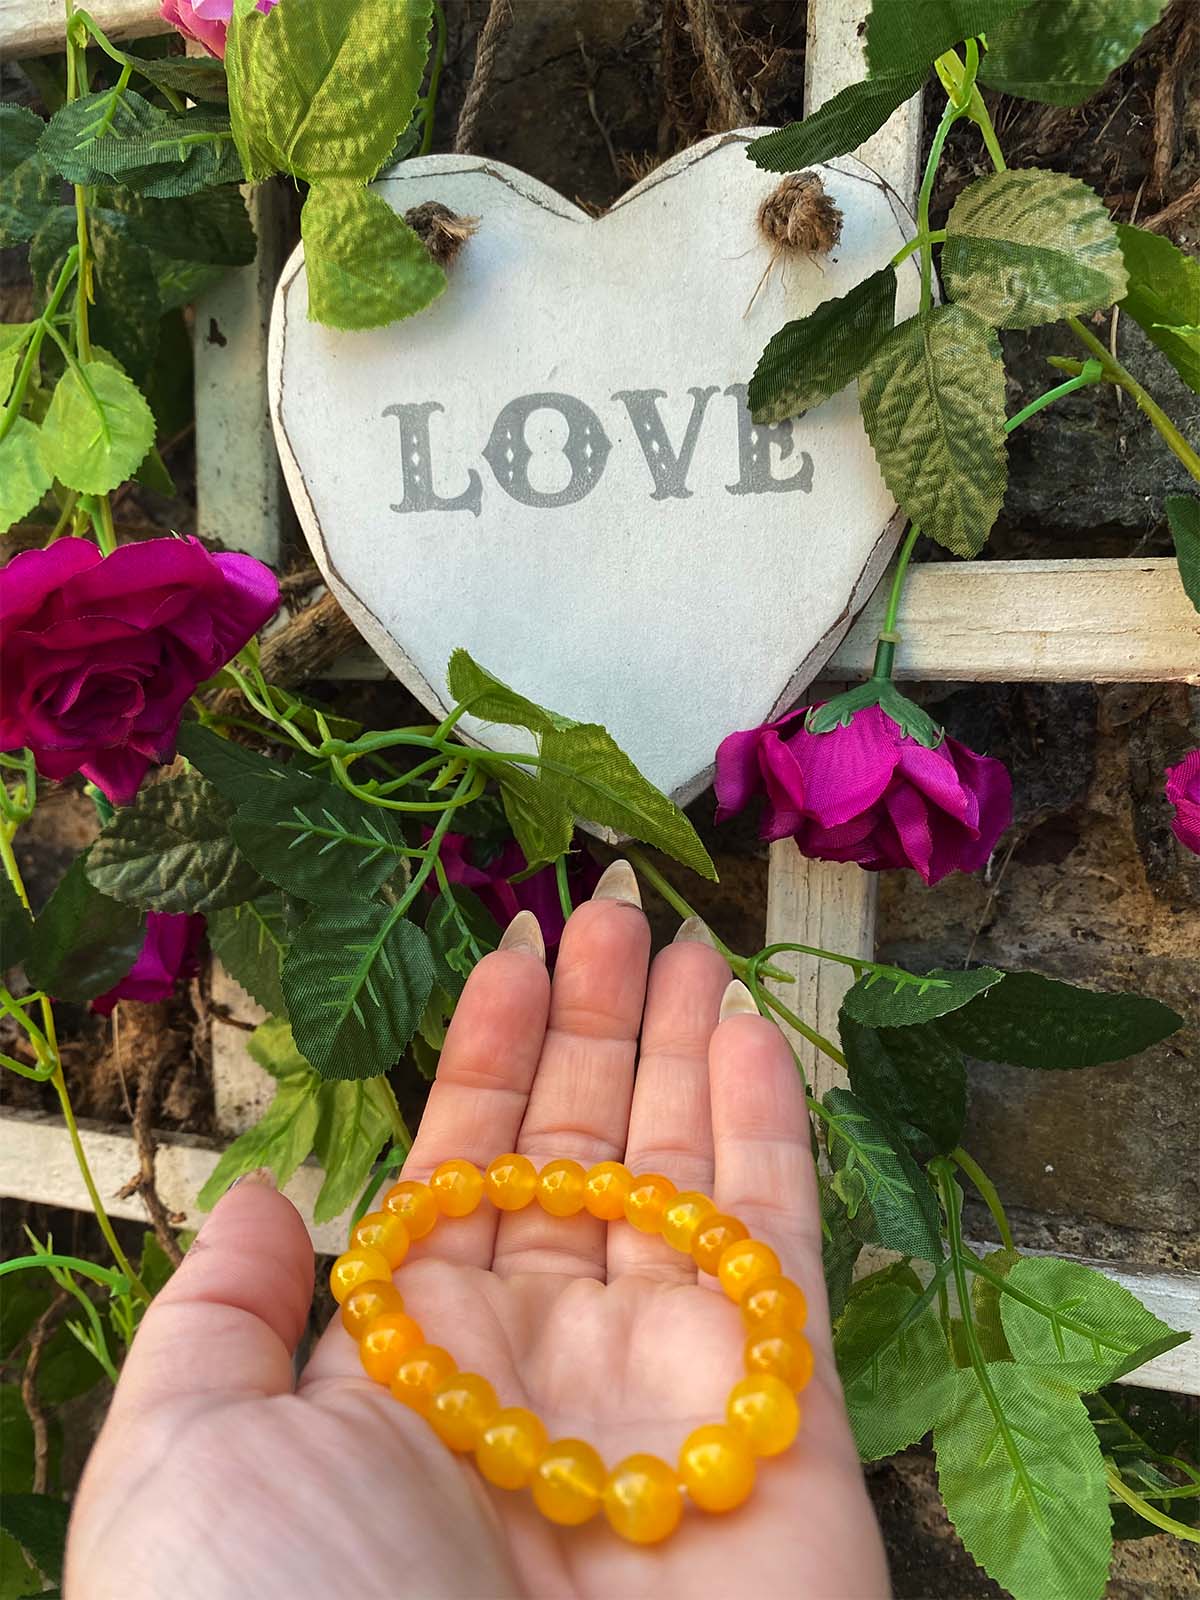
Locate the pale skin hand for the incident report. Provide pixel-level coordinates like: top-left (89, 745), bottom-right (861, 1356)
top-left (67, 878), bottom-right (890, 1600)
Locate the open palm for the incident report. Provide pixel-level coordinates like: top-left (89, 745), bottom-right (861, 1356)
top-left (68, 875), bottom-right (888, 1599)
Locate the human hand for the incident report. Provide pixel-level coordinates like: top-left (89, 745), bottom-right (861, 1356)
top-left (67, 863), bottom-right (889, 1599)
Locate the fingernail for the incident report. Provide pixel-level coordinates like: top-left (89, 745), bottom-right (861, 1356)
top-left (719, 979), bottom-right (760, 1021)
top-left (674, 915), bottom-right (716, 947)
top-left (498, 908), bottom-right (546, 960)
top-left (233, 1166), bottom-right (277, 1190)
top-left (591, 859), bottom-right (641, 907)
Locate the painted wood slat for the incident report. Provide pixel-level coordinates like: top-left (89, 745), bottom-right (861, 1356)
top-left (1, 0), bottom-right (168, 55)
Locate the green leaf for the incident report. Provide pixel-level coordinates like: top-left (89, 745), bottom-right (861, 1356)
top-left (823, 1088), bottom-right (944, 1261)
top-left (446, 649), bottom-right (576, 735)
top-left (137, 1231), bottom-right (178, 1298)
top-left (943, 169), bottom-right (1128, 329)
top-left (311, 1076), bottom-right (397, 1223)
top-left (25, 854), bottom-right (145, 1003)
top-left (39, 91), bottom-right (242, 197)
top-left (226, 0), bottom-right (433, 182)
top-left (971, 1246), bottom-right (1020, 1361)
top-left (937, 970), bottom-right (1182, 1067)
top-left (981, 0), bottom-right (1171, 106)
top-left (748, 268), bottom-right (898, 425)
top-left (1166, 496), bottom-right (1200, 614)
top-left (38, 359), bottom-right (155, 496)
top-left (87, 211), bottom-right (162, 384)
top-left (230, 771), bottom-right (410, 907)
top-left (247, 1015), bottom-right (312, 1082)
top-left (1117, 224), bottom-right (1200, 394)
top-left (28, 206), bottom-right (77, 312)
top-left (0, 1528), bottom-right (41, 1600)
top-left (865, 0), bottom-right (1034, 73)
top-left (111, 186), bottom-right (255, 266)
top-left (840, 1013), bottom-right (966, 1156)
top-left (197, 1071), bottom-right (321, 1208)
top-left (426, 886), bottom-right (501, 999)
top-left (0, 324), bottom-right (33, 407)
top-left (0, 106), bottom-right (59, 249)
top-left (124, 51), bottom-right (229, 102)
top-left (301, 181), bottom-right (445, 330)
top-left (207, 895), bottom-right (289, 1017)
top-left (747, 68), bottom-right (926, 173)
top-left (175, 721), bottom-right (293, 802)
top-left (493, 764), bottom-right (575, 868)
top-left (0, 420), bottom-right (51, 536)
top-left (151, 255), bottom-right (227, 312)
top-left (999, 1256), bottom-right (1190, 1389)
top-left (86, 773), bottom-right (266, 914)
top-left (0, 1387), bottom-right (35, 1494)
top-left (858, 305), bottom-right (1008, 558)
top-left (0, 1493), bottom-right (68, 1588)
top-left (1087, 1388), bottom-right (1200, 1541)
top-left (282, 903), bottom-right (434, 1081)
top-left (842, 964), bottom-right (1004, 1028)
top-left (821, 1177), bottom-right (876, 1322)
top-left (835, 1275), bottom-right (957, 1459)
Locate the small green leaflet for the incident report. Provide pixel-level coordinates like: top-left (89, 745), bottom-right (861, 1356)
top-left (822, 1088), bottom-right (943, 1262)
top-left (446, 651), bottom-right (575, 735)
top-left (1086, 1388), bottom-right (1200, 1541)
top-left (937, 969), bottom-right (1182, 1068)
top-left (122, 51), bottom-right (229, 103)
top-left (0, 1493), bottom-right (69, 1590)
top-left (858, 306), bottom-right (1008, 558)
top-left (29, 205), bottom-right (77, 309)
top-left (934, 1365), bottom-right (1112, 1600)
top-left (282, 901), bottom-right (434, 1081)
top-left (981, 0), bottom-right (1170, 107)
top-left (835, 1273), bottom-right (957, 1460)
top-left (971, 1246), bottom-right (1020, 1361)
top-left (207, 895), bottom-right (289, 1018)
top-left (1166, 496), bottom-right (1200, 615)
top-left (310, 1075), bottom-right (397, 1223)
top-left (226, 0), bottom-right (433, 182)
top-left (820, 1176), bottom-right (876, 1323)
top-left (39, 90), bottom-right (243, 196)
top-left (943, 169), bottom-right (1127, 329)
top-left (0, 418), bottom-right (51, 534)
top-left (230, 771), bottom-right (410, 907)
top-left (86, 772), bottom-right (266, 914)
top-left (748, 268), bottom-right (898, 425)
top-left (1117, 224), bottom-right (1200, 395)
top-left (197, 1069), bottom-right (321, 1208)
top-left (0, 323), bottom-right (32, 406)
top-left (840, 1013), bottom-right (966, 1157)
top-left (0, 105), bottom-right (59, 248)
top-left (38, 359), bottom-right (156, 497)
top-left (865, 0), bottom-right (1034, 73)
top-left (301, 181), bottom-right (445, 330)
top-left (138, 1229), bottom-right (180, 1298)
top-left (999, 1256), bottom-right (1189, 1390)
top-left (841, 964), bottom-right (1003, 1028)
top-left (747, 68), bottom-right (926, 173)
top-left (25, 854), bottom-right (146, 1004)
top-left (175, 720), bottom-right (292, 803)
top-left (426, 886), bottom-right (501, 999)
top-left (0, 876), bottom-right (34, 972)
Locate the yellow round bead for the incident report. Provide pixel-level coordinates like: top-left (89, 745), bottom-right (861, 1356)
top-left (389, 1344), bottom-right (456, 1414)
top-left (582, 1161), bottom-right (633, 1221)
top-left (623, 1173), bottom-right (676, 1233)
top-left (603, 1454), bottom-right (683, 1544)
top-left (745, 1330), bottom-right (814, 1392)
top-left (476, 1406), bottom-right (549, 1490)
top-left (532, 1439), bottom-right (606, 1526)
top-left (358, 1311), bottom-right (424, 1385)
top-left (741, 1274), bottom-right (808, 1336)
top-left (429, 1158), bottom-right (484, 1218)
top-left (536, 1158), bottom-right (587, 1217)
top-left (484, 1153), bottom-right (538, 1211)
top-left (381, 1179), bottom-right (439, 1239)
top-left (717, 1238), bottom-right (781, 1302)
top-left (691, 1214), bottom-right (749, 1276)
top-left (329, 1246), bottom-right (392, 1305)
top-left (340, 1278), bottom-right (405, 1341)
top-left (726, 1374), bottom-right (801, 1457)
top-left (351, 1210), bottom-right (411, 1270)
top-left (661, 1191), bottom-right (716, 1252)
top-left (429, 1372), bottom-right (499, 1452)
top-left (678, 1424), bottom-right (756, 1513)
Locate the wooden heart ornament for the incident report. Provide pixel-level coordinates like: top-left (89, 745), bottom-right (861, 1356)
top-left (269, 131), bottom-right (919, 808)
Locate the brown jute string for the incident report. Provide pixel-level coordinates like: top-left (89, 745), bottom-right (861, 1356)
top-left (682, 0), bottom-right (749, 133)
top-left (454, 0), bottom-right (514, 154)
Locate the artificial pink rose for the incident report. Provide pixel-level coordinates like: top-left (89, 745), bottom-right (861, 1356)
top-left (1165, 750), bottom-right (1200, 856)
top-left (437, 833), bottom-right (602, 950)
top-left (0, 537), bottom-right (279, 805)
top-left (91, 912), bottom-right (206, 1017)
top-left (715, 704), bottom-right (1012, 886)
top-left (159, 0), bottom-right (278, 59)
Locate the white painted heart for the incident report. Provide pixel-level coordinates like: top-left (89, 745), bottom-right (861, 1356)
top-left (269, 130), bottom-right (919, 810)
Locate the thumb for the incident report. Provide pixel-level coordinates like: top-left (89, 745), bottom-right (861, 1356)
top-left (108, 1170), bottom-right (315, 1419)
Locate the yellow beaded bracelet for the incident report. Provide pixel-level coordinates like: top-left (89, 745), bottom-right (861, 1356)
top-left (329, 1155), bottom-right (812, 1546)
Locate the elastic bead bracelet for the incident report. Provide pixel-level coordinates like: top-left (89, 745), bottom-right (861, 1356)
top-left (330, 1155), bottom-right (812, 1546)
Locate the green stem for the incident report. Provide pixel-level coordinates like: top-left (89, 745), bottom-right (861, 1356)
top-left (382, 1087), bottom-right (412, 1154)
top-left (1106, 1467), bottom-right (1200, 1544)
top-left (0, 1252), bottom-right (127, 1292)
top-left (917, 97), bottom-right (963, 311)
top-left (950, 1145), bottom-right (1014, 1252)
top-left (1067, 318), bottom-right (1200, 484)
top-left (554, 854), bottom-right (573, 924)
top-left (890, 230), bottom-right (946, 270)
top-left (0, 248), bottom-right (80, 447)
top-left (1005, 362), bottom-right (1104, 433)
top-left (420, 0), bottom-right (447, 157)
top-left (758, 986), bottom-right (847, 1071)
top-left (879, 523), bottom-right (921, 651)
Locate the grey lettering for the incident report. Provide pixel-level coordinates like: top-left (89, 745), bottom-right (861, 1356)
top-left (483, 392), bottom-right (612, 509)
top-left (723, 383), bottom-right (813, 497)
top-left (385, 401), bottom-right (482, 518)
top-left (612, 386), bottom-right (719, 501)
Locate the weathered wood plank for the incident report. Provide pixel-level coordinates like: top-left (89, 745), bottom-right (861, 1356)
top-left (1, 0), bottom-right (168, 55)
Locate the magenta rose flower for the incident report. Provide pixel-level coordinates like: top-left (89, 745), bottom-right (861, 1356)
top-left (715, 704), bottom-right (1012, 886)
top-left (159, 0), bottom-right (278, 59)
top-left (91, 912), bottom-right (206, 1017)
top-left (0, 537), bottom-right (279, 805)
top-left (437, 833), bottom-right (602, 950)
top-left (1165, 750), bottom-right (1200, 856)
